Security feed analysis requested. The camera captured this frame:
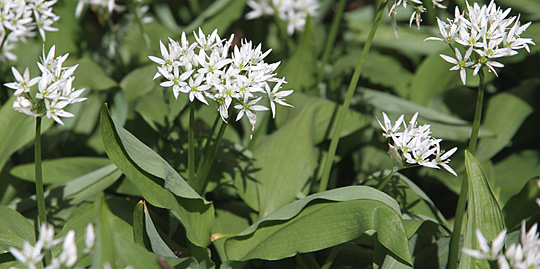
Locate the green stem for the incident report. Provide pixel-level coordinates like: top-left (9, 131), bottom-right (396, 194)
top-left (272, 6), bottom-right (296, 53)
top-left (35, 117), bottom-right (50, 266)
top-left (468, 68), bottom-right (485, 155)
top-left (195, 119), bottom-right (228, 195)
top-left (318, 0), bottom-right (347, 83)
top-left (197, 114), bottom-right (221, 174)
top-left (188, 103), bottom-right (196, 188)
top-left (318, 0), bottom-right (386, 193)
top-left (34, 117), bottom-right (47, 226)
top-left (377, 170), bottom-right (396, 191)
top-left (321, 245), bottom-right (341, 269)
top-left (447, 68), bottom-right (485, 269)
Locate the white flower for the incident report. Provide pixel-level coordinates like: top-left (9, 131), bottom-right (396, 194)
top-left (266, 78), bottom-right (293, 118)
top-left (462, 228), bottom-right (507, 260)
top-left (245, 0), bottom-right (320, 35)
top-left (5, 45), bottom-right (87, 125)
top-left (440, 47), bottom-right (473, 85)
top-left (58, 230), bottom-right (77, 267)
top-left (235, 96), bottom-right (269, 139)
top-left (376, 112), bottom-right (457, 176)
top-left (181, 75), bottom-right (211, 105)
top-left (9, 241), bottom-right (44, 269)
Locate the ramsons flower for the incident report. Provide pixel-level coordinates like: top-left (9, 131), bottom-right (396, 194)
top-left (377, 112), bottom-right (458, 176)
top-left (245, 0), bottom-right (320, 35)
top-left (425, 0), bottom-right (535, 84)
top-left (386, 0), bottom-right (447, 35)
top-left (0, 0), bottom-right (59, 61)
top-left (150, 28), bottom-right (293, 136)
top-left (3, 45), bottom-right (87, 125)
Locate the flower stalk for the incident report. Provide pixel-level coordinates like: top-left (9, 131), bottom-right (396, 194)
top-left (34, 117), bottom-right (47, 230)
top-left (195, 118), bottom-right (229, 195)
top-left (188, 102), bottom-right (196, 188)
top-left (318, 0), bottom-right (347, 84)
top-left (318, 0), bottom-right (386, 193)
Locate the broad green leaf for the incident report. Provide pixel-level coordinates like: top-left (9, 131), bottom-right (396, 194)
top-left (10, 157), bottom-right (112, 184)
top-left (13, 164), bottom-right (122, 215)
top-left (255, 93), bottom-right (370, 217)
top-left (0, 206), bottom-right (34, 253)
top-left (133, 201), bottom-right (145, 247)
top-left (476, 93), bottom-right (533, 162)
top-left (278, 16), bottom-right (317, 94)
top-left (135, 89), bottom-right (168, 130)
top-left (493, 150), bottom-right (540, 206)
top-left (224, 186), bottom-right (412, 265)
top-left (73, 58), bottom-right (118, 91)
top-left (408, 48), bottom-right (457, 106)
top-left (366, 171), bottom-right (450, 230)
top-left (212, 203), bottom-right (253, 262)
top-left (91, 194), bottom-right (182, 269)
top-left (460, 151), bottom-right (505, 269)
top-left (120, 65), bottom-right (158, 103)
top-left (100, 105), bottom-right (214, 247)
top-left (143, 202), bottom-right (176, 258)
top-left (503, 177), bottom-right (540, 230)
top-left (0, 97), bottom-right (53, 173)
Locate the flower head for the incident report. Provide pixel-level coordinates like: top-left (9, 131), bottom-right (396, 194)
top-left (245, 0), bottom-right (320, 35)
top-left (150, 28), bottom-right (291, 138)
top-left (4, 45), bottom-right (87, 125)
top-left (376, 112), bottom-right (458, 176)
top-left (425, 0), bottom-right (535, 84)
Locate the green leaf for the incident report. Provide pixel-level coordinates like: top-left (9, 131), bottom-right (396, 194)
top-left (278, 16), bottom-right (317, 94)
top-left (224, 186), bottom-right (412, 265)
top-left (475, 93), bottom-right (533, 162)
top-left (100, 104), bottom-right (214, 247)
top-left (92, 194), bottom-right (178, 269)
top-left (143, 202), bottom-right (176, 258)
top-left (0, 97), bottom-right (52, 173)
top-left (460, 150), bottom-right (505, 269)
top-left (120, 65), bottom-right (158, 103)
top-left (199, 0), bottom-right (248, 34)
top-left (493, 150), bottom-right (540, 206)
top-left (10, 157), bottom-right (112, 184)
top-left (133, 201), bottom-right (145, 247)
top-left (0, 206), bottom-right (34, 253)
top-left (253, 93), bottom-right (370, 216)
top-left (73, 58), bottom-right (118, 91)
top-left (503, 177), bottom-right (540, 230)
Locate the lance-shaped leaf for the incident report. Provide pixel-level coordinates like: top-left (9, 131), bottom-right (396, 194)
top-left (0, 206), bottom-right (35, 253)
top-left (100, 104), bottom-right (214, 247)
top-left (460, 151), bottom-right (505, 269)
top-left (223, 186), bottom-right (412, 265)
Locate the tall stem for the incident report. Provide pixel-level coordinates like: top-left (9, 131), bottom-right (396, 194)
top-left (468, 69), bottom-right (485, 155)
top-left (318, 0), bottom-right (347, 83)
top-left (377, 170), bottom-right (396, 191)
top-left (195, 119), bottom-right (228, 195)
top-left (318, 0), bottom-right (386, 193)
top-left (34, 117), bottom-right (47, 226)
top-left (447, 68), bottom-right (485, 269)
top-left (187, 103), bottom-right (196, 188)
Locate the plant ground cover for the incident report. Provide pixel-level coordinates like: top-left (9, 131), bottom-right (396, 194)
top-left (0, 0), bottom-right (539, 268)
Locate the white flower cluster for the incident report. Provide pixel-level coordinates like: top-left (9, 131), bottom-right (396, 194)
top-left (462, 220), bottom-right (540, 268)
top-left (75, 0), bottom-right (124, 18)
top-left (387, 0), bottom-right (446, 30)
top-left (9, 223), bottom-right (95, 269)
top-left (0, 0), bottom-right (59, 61)
top-left (149, 29), bottom-right (293, 137)
top-left (245, 0), bottom-right (320, 35)
top-left (4, 45), bottom-right (87, 125)
top-left (377, 112), bottom-right (457, 176)
top-left (425, 0), bottom-right (535, 85)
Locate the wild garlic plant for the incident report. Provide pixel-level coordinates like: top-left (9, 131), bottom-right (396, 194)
top-left (150, 28), bottom-right (293, 193)
top-left (386, 0), bottom-right (447, 34)
top-left (245, 0), bottom-right (320, 36)
top-left (9, 223), bottom-right (95, 269)
top-left (3, 45), bottom-right (86, 238)
top-left (425, 0), bottom-right (535, 85)
top-left (427, 2), bottom-right (536, 267)
top-left (0, 0), bottom-right (59, 61)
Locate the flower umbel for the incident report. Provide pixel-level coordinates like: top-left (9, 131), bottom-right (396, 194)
top-left (425, 0), bottom-right (535, 84)
top-left (377, 112), bottom-right (458, 176)
top-left (150, 28), bottom-right (292, 136)
top-left (245, 0), bottom-right (320, 35)
top-left (4, 45), bottom-right (87, 125)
